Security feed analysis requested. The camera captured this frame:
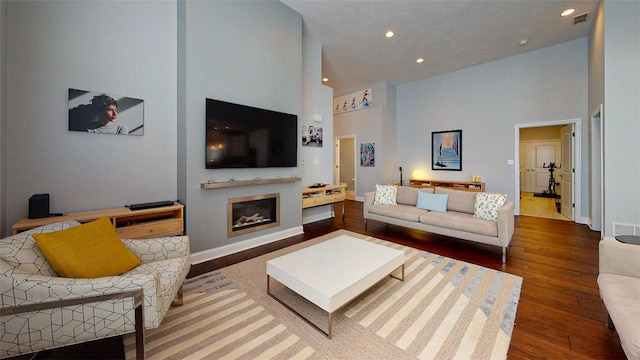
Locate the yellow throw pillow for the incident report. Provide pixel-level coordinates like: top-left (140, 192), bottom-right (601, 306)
top-left (33, 215), bottom-right (142, 278)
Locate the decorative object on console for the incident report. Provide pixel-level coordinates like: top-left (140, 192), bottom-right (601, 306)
top-left (68, 88), bottom-right (143, 136)
top-left (360, 142), bottom-right (375, 167)
top-left (432, 129), bottom-right (462, 171)
top-left (399, 166), bottom-right (404, 185)
top-left (28, 193), bottom-right (50, 219)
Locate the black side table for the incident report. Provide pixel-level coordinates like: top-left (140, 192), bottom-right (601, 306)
top-left (615, 235), bottom-right (640, 245)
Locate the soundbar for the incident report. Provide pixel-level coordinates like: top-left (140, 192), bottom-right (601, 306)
top-left (129, 201), bottom-right (175, 211)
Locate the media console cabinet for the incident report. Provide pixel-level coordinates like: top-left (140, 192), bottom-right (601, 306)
top-left (302, 184), bottom-right (347, 219)
top-left (12, 202), bottom-right (184, 239)
top-left (407, 178), bottom-right (485, 192)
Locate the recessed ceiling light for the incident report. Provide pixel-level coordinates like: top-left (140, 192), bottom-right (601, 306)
top-left (416, 58), bottom-right (424, 63)
top-left (519, 39), bottom-right (528, 46)
top-left (385, 30), bottom-right (394, 38)
top-left (561, 8), bottom-right (575, 17)
top-left (322, 78), bottom-right (328, 82)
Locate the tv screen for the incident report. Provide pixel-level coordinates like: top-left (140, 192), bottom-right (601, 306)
top-left (206, 98), bottom-right (298, 169)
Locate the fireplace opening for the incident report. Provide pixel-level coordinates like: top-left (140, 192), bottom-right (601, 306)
top-left (228, 193), bottom-right (280, 237)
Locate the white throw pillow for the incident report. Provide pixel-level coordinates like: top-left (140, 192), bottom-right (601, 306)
top-left (473, 192), bottom-right (508, 221)
top-left (374, 184), bottom-right (398, 205)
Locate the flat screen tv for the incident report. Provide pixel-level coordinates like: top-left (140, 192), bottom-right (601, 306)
top-left (206, 98), bottom-right (298, 169)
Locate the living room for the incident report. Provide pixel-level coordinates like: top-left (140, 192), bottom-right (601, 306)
top-left (1, 0), bottom-right (639, 359)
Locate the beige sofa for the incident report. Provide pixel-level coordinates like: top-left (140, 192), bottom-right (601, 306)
top-left (598, 237), bottom-right (640, 360)
top-left (364, 186), bottom-right (515, 263)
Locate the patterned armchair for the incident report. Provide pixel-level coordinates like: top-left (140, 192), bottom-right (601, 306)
top-left (0, 220), bottom-right (191, 358)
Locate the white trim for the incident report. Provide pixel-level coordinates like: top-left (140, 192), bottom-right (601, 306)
top-left (335, 134), bottom-right (358, 199)
top-left (190, 226), bottom-right (304, 264)
top-left (514, 119), bottom-right (583, 223)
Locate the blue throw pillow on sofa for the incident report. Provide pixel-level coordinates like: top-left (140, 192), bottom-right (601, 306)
top-left (416, 192), bottom-right (448, 212)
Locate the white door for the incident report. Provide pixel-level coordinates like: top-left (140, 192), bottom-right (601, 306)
top-left (520, 141), bottom-right (561, 193)
top-left (560, 125), bottom-right (574, 220)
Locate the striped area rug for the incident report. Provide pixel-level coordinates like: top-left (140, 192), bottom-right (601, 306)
top-left (125, 230), bottom-right (522, 359)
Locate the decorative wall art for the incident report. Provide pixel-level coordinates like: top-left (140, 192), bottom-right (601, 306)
top-left (68, 88), bottom-right (144, 135)
top-left (333, 88), bottom-right (372, 114)
top-left (432, 130), bottom-right (462, 171)
top-left (302, 125), bottom-right (323, 147)
top-left (360, 142), bottom-right (375, 167)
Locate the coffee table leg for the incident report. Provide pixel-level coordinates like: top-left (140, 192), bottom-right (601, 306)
top-left (390, 264), bottom-right (405, 281)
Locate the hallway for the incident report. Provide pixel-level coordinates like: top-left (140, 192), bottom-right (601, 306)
top-left (520, 191), bottom-right (571, 221)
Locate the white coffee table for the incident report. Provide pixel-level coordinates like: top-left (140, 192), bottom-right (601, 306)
top-left (266, 234), bottom-right (405, 339)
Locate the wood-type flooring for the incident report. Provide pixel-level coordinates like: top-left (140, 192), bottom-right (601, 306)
top-left (21, 200), bottom-right (626, 359)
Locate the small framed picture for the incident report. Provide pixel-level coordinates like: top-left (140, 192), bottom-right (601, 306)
top-left (432, 130), bottom-right (462, 171)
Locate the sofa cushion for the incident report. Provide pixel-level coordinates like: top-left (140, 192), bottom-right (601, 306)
top-left (435, 187), bottom-right (477, 214)
top-left (419, 211), bottom-right (498, 237)
top-left (417, 192), bottom-right (448, 212)
top-left (33, 216), bottom-right (142, 278)
top-left (368, 203), bottom-right (428, 222)
top-left (473, 192), bottom-right (508, 221)
top-left (598, 274), bottom-right (640, 360)
top-left (374, 184), bottom-right (397, 205)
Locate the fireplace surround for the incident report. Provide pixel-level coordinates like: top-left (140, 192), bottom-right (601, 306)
top-left (228, 193), bottom-right (280, 237)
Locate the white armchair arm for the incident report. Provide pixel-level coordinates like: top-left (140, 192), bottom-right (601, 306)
top-left (1, 271), bottom-right (157, 307)
top-left (122, 235), bottom-right (190, 263)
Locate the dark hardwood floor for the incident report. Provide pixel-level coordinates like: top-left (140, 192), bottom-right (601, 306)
top-left (21, 200), bottom-right (625, 359)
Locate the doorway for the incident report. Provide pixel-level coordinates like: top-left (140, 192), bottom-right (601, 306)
top-left (335, 136), bottom-right (356, 200)
top-left (515, 119), bottom-right (581, 222)
top-left (590, 105), bottom-right (604, 233)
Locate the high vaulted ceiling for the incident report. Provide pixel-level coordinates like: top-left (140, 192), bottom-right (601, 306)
top-left (280, 0), bottom-right (600, 96)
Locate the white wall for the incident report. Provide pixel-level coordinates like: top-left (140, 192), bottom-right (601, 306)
top-left (334, 81), bottom-right (398, 198)
top-left (397, 39), bottom-right (589, 211)
top-left (301, 36), bottom-right (335, 224)
top-left (603, 0), bottom-right (640, 235)
top-left (4, 1), bottom-right (177, 233)
top-left (179, 1), bottom-right (304, 254)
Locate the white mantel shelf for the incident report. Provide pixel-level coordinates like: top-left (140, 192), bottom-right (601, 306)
top-left (200, 177), bottom-right (301, 189)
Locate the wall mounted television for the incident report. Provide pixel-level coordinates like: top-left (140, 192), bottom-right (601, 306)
top-left (206, 98), bottom-right (298, 169)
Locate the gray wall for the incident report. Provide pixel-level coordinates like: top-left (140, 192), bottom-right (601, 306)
top-left (301, 36), bottom-right (335, 223)
top-left (4, 1), bottom-right (178, 233)
top-left (1, 0), bottom-right (7, 236)
top-left (602, 0), bottom-right (640, 235)
top-left (397, 38), bottom-right (588, 212)
top-left (178, 1), bottom-right (304, 253)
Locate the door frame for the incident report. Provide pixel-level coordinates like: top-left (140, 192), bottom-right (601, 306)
top-left (514, 119), bottom-right (582, 223)
top-left (590, 104), bottom-right (604, 234)
top-left (334, 135), bottom-right (357, 198)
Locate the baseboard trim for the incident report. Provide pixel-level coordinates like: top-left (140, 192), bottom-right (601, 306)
top-left (190, 226), bottom-right (304, 264)
top-left (302, 212), bottom-right (333, 224)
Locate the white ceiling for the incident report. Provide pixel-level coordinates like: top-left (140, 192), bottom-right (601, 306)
top-left (280, 0), bottom-right (600, 96)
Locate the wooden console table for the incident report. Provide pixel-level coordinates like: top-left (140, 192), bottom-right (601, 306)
top-left (302, 184), bottom-right (347, 219)
top-left (408, 179), bottom-right (485, 192)
top-left (12, 202), bottom-right (184, 239)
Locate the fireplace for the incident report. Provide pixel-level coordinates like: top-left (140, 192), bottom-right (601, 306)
top-left (227, 193), bottom-right (280, 237)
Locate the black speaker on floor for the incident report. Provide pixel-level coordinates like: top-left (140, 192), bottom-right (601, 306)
top-left (29, 194), bottom-right (50, 219)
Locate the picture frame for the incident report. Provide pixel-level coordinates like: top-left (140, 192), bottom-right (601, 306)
top-left (432, 130), bottom-right (462, 171)
top-left (68, 88), bottom-right (144, 136)
top-left (360, 142), bottom-right (375, 167)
